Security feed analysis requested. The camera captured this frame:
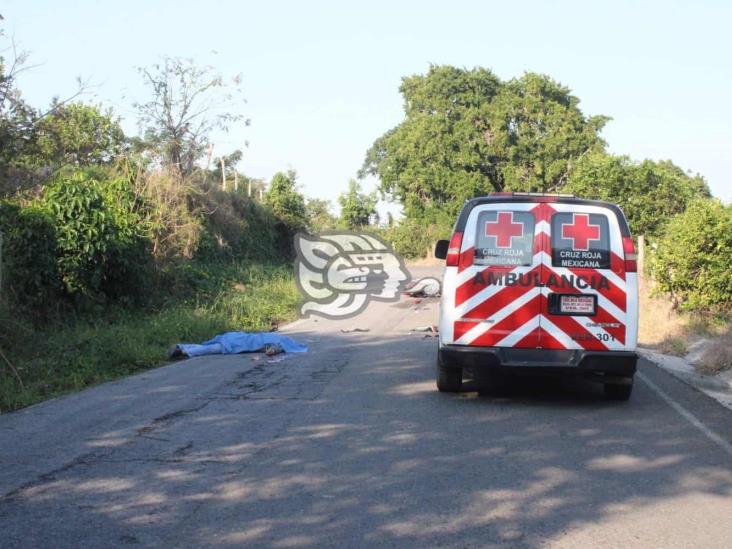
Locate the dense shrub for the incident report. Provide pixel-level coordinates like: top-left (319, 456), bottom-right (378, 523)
top-left (652, 198), bottom-right (732, 311)
top-left (193, 179), bottom-right (282, 262)
top-left (564, 154), bottom-right (710, 238)
top-left (42, 168), bottom-right (152, 303)
top-left (383, 220), bottom-right (450, 259)
top-left (133, 170), bottom-right (203, 260)
top-left (0, 201), bottom-right (60, 313)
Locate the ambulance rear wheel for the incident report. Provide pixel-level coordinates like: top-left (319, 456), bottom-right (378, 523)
top-left (604, 378), bottom-right (633, 401)
top-left (436, 358), bottom-right (462, 392)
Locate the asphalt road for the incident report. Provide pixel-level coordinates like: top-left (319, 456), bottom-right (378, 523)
top-left (1, 266), bottom-right (732, 548)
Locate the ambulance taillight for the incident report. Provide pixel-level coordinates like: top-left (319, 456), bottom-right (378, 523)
top-left (623, 236), bottom-right (637, 273)
top-left (446, 232), bottom-right (464, 267)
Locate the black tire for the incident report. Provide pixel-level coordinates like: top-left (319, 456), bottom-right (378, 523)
top-left (604, 378), bottom-right (633, 401)
top-left (436, 356), bottom-right (462, 393)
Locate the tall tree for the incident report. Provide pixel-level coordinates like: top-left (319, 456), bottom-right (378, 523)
top-left (33, 102), bottom-right (127, 166)
top-left (305, 198), bottom-right (337, 232)
top-left (134, 56), bottom-right (248, 176)
top-left (1, 30), bottom-right (94, 192)
top-left (337, 179), bottom-right (377, 229)
top-left (265, 170), bottom-right (307, 230)
top-left (361, 65), bottom-right (607, 224)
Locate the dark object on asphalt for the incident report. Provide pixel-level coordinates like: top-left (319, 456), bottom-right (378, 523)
top-left (341, 327), bottom-right (370, 333)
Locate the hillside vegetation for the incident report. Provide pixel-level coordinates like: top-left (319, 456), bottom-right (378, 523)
top-left (0, 48), bottom-right (312, 411)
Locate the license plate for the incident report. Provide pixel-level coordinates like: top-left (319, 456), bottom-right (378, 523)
top-left (560, 295), bottom-right (596, 315)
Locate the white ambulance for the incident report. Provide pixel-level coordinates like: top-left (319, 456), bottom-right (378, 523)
top-left (434, 193), bottom-right (639, 400)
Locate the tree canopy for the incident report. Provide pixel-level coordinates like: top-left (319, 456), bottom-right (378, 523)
top-left (305, 198), bottom-right (337, 232)
top-left (134, 56), bottom-right (248, 176)
top-left (265, 170), bottom-right (307, 231)
top-left (361, 65), bottom-right (608, 224)
top-left (337, 179), bottom-right (377, 230)
top-left (34, 102), bottom-right (127, 166)
top-left (564, 153), bottom-right (710, 237)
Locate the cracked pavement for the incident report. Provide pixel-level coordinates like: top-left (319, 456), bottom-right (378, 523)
top-left (1, 266), bottom-right (732, 547)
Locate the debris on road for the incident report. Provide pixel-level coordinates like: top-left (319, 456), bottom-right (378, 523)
top-left (404, 277), bottom-right (441, 297)
top-left (266, 355), bottom-right (291, 364)
top-left (341, 327), bottom-right (370, 333)
top-left (408, 325), bottom-right (439, 336)
top-left (412, 325), bottom-right (439, 333)
top-left (169, 332), bottom-right (308, 359)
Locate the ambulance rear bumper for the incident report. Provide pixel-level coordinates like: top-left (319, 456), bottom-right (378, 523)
top-left (438, 345), bottom-right (637, 378)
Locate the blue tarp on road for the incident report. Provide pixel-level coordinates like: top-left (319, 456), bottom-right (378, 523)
top-left (176, 331), bottom-right (308, 358)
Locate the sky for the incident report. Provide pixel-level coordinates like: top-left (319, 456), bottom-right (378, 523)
top-left (2, 0), bottom-right (731, 214)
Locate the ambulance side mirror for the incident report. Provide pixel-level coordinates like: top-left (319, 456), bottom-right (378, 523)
top-left (434, 240), bottom-right (449, 259)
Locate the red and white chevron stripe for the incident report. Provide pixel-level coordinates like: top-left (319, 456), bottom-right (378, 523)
top-left (450, 202), bottom-right (630, 352)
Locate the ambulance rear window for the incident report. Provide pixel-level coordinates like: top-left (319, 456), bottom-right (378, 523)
top-left (551, 212), bottom-right (611, 269)
top-left (474, 210), bottom-right (535, 266)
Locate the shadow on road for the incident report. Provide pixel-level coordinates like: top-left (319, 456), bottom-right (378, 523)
top-left (1, 330), bottom-right (731, 547)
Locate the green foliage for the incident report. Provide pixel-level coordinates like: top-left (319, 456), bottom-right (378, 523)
top-left (337, 179), bottom-right (377, 229)
top-left (265, 170), bottom-right (307, 231)
top-left (362, 65), bottom-right (607, 223)
top-left (652, 199), bottom-right (732, 312)
top-left (305, 198), bottom-right (337, 232)
top-left (0, 201), bottom-right (60, 312)
top-left (565, 153), bottom-right (710, 237)
top-left (382, 219), bottom-right (450, 259)
top-left (132, 169), bottom-right (204, 260)
top-left (491, 73), bottom-right (609, 192)
top-left (42, 168), bottom-right (151, 303)
top-left (194, 177), bottom-right (282, 262)
top-left (0, 44), bottom-right (41, 192)
top-left (34, 102), bottom-right (127, 166)
top-left (0, 262), bottom-right (299, 412)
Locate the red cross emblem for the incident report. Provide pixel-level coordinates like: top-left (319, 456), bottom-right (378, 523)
top-left (561, 213), bottom-right (601, 251)
top-left (485, 211), bottom-right (524, 248)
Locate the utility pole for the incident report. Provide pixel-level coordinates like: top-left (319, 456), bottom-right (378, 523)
top-left (206, 143), bottom-right (214, 171)
top-left (220, 157), bottom-right (226, 191)
top-left (248, 179), bottom-right (252, 197)
top-left (234, 169), bottom-right (238, 192)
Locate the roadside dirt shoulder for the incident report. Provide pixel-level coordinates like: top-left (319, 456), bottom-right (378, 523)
top-left (641, 346), bottom-right (732, 411)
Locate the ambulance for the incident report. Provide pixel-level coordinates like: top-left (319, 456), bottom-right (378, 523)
top-left (434, 193), bottom-right (639, 400)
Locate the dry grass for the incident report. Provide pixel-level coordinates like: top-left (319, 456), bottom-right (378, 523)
top-left (697, 336), bottom-right (732, 375)
top-left (638, 276), bottom-right (731, 372)
top-left (638, 279), bottom-right (690, 354)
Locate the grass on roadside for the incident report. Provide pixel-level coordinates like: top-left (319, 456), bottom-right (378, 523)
top-left (0, 262), bottom-right (300, 413)
top-left (639, 277), bottom-right (731, 374)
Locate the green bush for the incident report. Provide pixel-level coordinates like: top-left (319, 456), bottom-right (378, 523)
top-left (652, 198), bottom-right (732, 311)
top-left (564, 154), bottom-right (710, 238)
top-left (42, 168), bottom-right (152, 304)
top-left (194, 181), bottom-right (282, 262)
top-left (383, 219), bottom-right (451, 259)
top-left (0, 201), bottom-right (60, 313)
